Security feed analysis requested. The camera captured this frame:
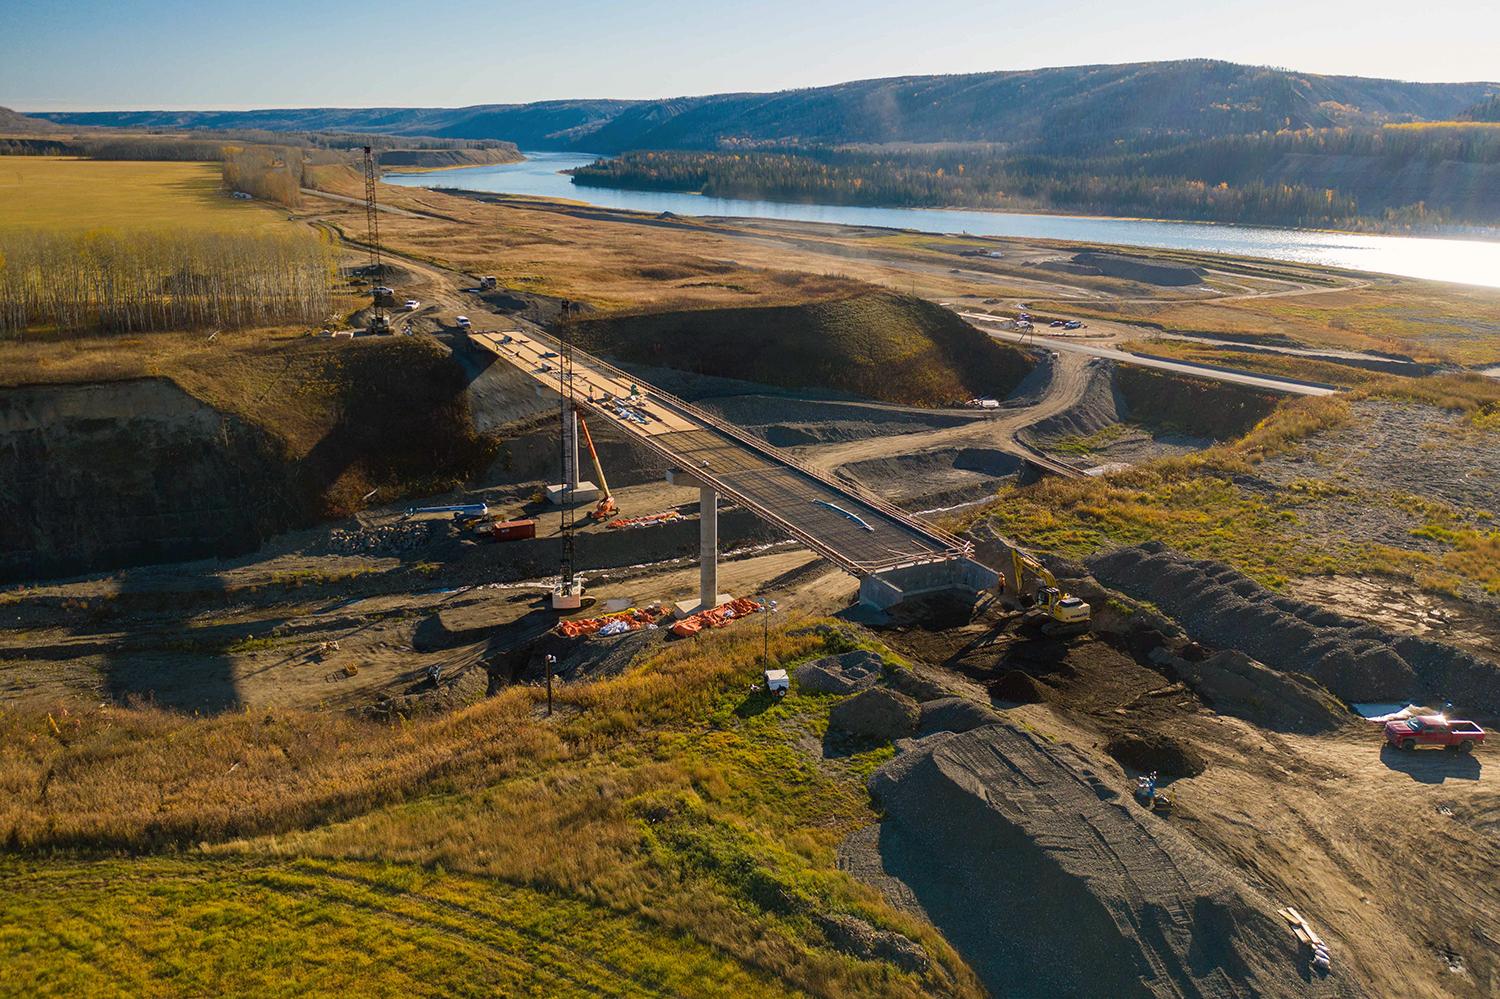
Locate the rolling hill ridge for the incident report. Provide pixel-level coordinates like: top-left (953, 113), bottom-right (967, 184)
top-left (35, 60), bottom-right (1497, 154)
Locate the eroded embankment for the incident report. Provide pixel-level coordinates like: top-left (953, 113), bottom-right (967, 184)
top-left (1023, 361), bottom-right (1278, 450)
top-left (3, 338), bottom-right (499, 583)
top-left (0, 378), bottom-right (304, 583)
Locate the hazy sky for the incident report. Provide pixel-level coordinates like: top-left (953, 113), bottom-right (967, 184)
top-left (7, 0), bottom-right (1498, 111)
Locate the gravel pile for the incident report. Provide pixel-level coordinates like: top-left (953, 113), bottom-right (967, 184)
top-left (1090, 543), bottom-right (1500, 712)
top-left (868, 724), bottom-right (1300, 996)
top-left (319, 521), bottom-right (443, 556)
top-left (795, 649), bottom-right (884, 694)
top-left (916, 696), bottom-right (1002, 735)
top-left (1152, 648), bottom-right (1350, 733)
top-left (830, 688), bottom-right (919, 741)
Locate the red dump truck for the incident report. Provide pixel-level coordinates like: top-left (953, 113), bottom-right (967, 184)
top-left (1384, 715), bottom-right (1485, 753)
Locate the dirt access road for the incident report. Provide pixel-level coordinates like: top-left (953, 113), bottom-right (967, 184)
top-left (972, 321), bottom-right (1340, 396)
top-left (800, 351), bottom-right (1093, 477)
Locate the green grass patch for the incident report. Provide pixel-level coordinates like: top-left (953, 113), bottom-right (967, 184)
top-left (0, 622), bottom-right (981, 997)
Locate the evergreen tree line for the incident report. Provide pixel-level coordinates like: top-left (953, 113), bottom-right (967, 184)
top-left (571, 124), bottom-right (1500, 226)
top-left (0, 228), bottom-right (335, 337)
top-left (571, 150), bottom-right (1359, 226)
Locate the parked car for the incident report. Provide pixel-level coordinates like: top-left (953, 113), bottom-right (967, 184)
top-left (455, 316), bottom-right (472, 329)
top-left (1050, 320), bottom-right (1067, 328)
top-left (1384, 715), bottom-right (1485, 753)
top-left (1064, 320), bottom-right (1084, 330)
top-left (403, 299), bottom-right (420, 311)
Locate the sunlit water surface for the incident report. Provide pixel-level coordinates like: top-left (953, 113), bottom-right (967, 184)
top-left (386, 151), bottom-right (1500, 288)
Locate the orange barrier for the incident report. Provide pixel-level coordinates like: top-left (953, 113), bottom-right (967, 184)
top-left (669, 597), bottom-right (763, 638)
top-left (557, 605), bottom-right (669, 638)
top-left (607, 510), bottom-right (684, 529)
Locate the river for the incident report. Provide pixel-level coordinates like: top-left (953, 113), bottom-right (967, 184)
top-left (385, 151), bottom-right (1500, 288)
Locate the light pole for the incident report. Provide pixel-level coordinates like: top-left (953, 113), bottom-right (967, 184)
top-left (762, 599), bottom-right (779, 665)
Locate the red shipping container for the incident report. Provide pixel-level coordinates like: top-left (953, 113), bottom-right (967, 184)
top-left (488, 519), bottom-right (537, 542)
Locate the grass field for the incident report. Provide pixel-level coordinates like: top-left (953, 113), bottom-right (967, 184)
top-left (1067, 281), bottom-right (1500, 368)
top-left (0, 156), bottom-right (287, 233)
top-left (960, 383), bottom-right (1500, 597)
top-left (0, 622), bottom-right (979, 997)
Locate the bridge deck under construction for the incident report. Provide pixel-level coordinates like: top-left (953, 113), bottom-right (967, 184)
top-left (469, 329), bottom-right (969, 575)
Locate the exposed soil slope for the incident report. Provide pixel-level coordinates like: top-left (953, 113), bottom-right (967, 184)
top-left (0, 336), bottom-right (497, 581)
top-left (567, 292), bottom-right (1035, 406)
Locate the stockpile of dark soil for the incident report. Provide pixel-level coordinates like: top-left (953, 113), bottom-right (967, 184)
top-left (509, 628), bottom-right (668, 685)
top-left (1072, 251), bottom-right (1205, 286)
top-left (916, 696), bottom-right (1002, 735)
top-left (868, 723), bottom-right (1306, 997)
top-left (1089, 543), bottom-right (1500, 713)
top-left (1103, 731), bottom-right (1206, 779)
top-left (795, 649), bottom-right (884, 694)
top-left (1155, 648), bottom-right (1350, 734)
top-left (988, 669), bottom-right (1047, 703)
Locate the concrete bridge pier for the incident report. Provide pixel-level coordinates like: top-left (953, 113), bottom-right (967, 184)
top-left (667, 468), bottom-right (730, 616)
top-left (545, 407), bottom-right (598, 504)
top-left (699, 485), bottom-right (719, 611)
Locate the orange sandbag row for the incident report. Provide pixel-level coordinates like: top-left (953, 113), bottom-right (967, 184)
top-left (669, 597), bottom-right (763, 638)
top-left (557, 605), bottom-right (669, 638)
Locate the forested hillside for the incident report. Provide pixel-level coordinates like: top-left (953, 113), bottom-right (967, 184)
top-left (37, 60), bottom-right (1495, 153)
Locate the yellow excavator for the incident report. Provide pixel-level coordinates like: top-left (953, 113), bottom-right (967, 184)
top-left (1005, 547), bottom-right (1092, 636)
top-left (576, 412), bottom-right (618, 522)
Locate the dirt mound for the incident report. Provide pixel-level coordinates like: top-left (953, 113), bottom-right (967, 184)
top-left (917, 697), bottom-right (1003, 735)
top-left (796, 649), bottom-right (884, 694)
top-left (567, 291), bottom-right (1035, 406)
top-left (364, 664), bottom-right (490, 720)
top-left (1071, 251), bottom-right (1205, 286)
top-left (1089, 543), bottom-right (1500, 713)
top-left (867, 725), bottom-right (1308, 997)
top-left (1103, 731), bottom-right (1206, 779)
top-left (988, 669), bottom-right (1047, 703)
top-left (829, 688), bottom-right (920, 742)
top-left (1156, 648), bottom-right (1350, 733)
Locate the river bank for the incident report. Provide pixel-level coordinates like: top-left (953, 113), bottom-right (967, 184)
top-left (385, 151), bottom-right (1500, 287)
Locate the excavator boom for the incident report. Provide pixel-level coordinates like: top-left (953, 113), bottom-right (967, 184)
top-left (1006, 546), bottom-right (1091, 634)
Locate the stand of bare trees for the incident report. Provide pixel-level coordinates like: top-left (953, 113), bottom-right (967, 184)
top-left (0, 228), bottom-right (335, 337)
top-left (221, 145), bottom-right (304, 207)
